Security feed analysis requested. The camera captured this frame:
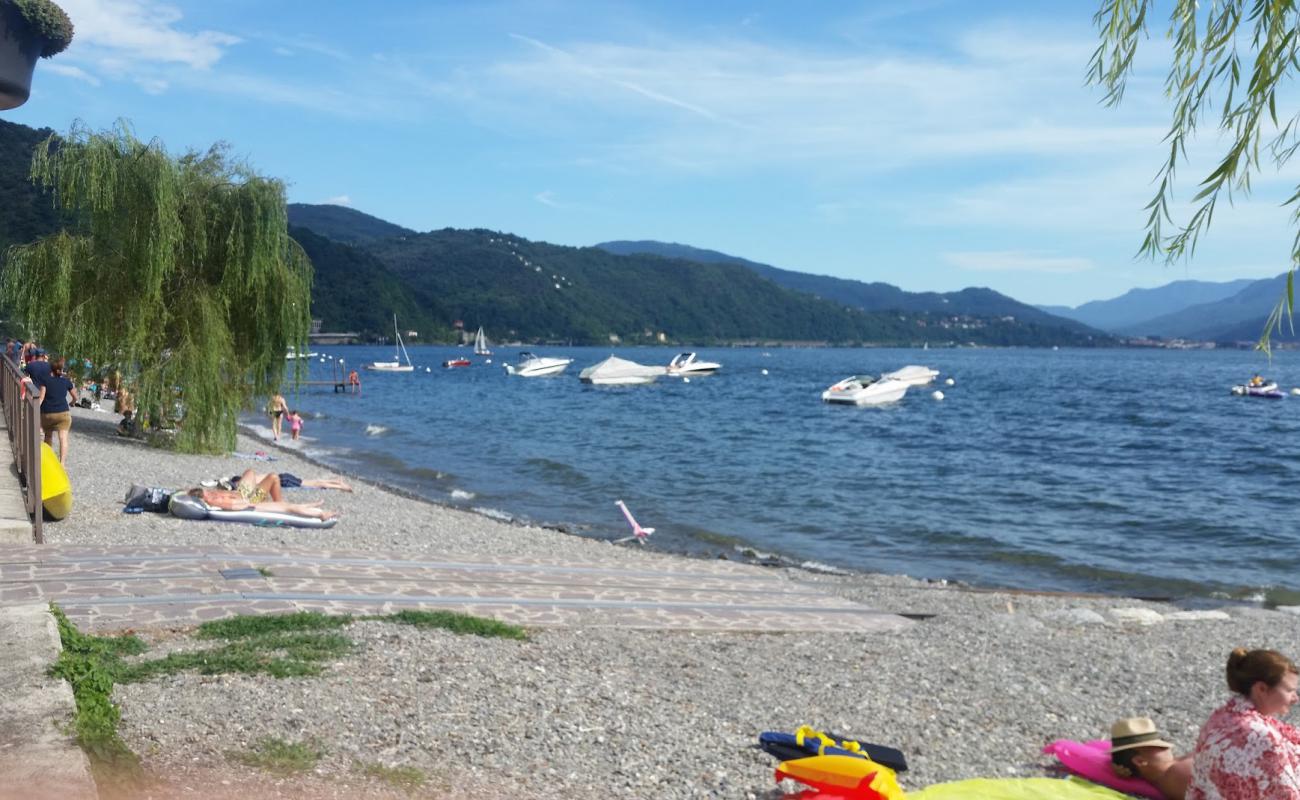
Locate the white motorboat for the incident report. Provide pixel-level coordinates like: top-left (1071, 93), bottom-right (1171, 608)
top-left (366, 315), bottom-right (415, 372)
top-left (880, 365), bottom-right (939, 386)
top-left (822, 375), bottom-right (909, 406)
top-left (579, 355), bottom-right (665, 385)
top-left (473, 326), bottom-right (492, 356)
top-left (666, 352), bottom-right (721, 376)
top-left (504, 352), bottom-right (573, 377)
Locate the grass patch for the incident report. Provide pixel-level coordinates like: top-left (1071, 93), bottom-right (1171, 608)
top-left (117, 631), bottom-right (352, 682)
top-left (381, 609), bottom-right (528, 640)
top-left (256, 566), bottom-right (274, 577)
top-left (227, 737), bottom-right (323, 776)
top-left (354, 760), bottom-right (427, 791)
top-left (47, 604), bottom-right (144, 786)
top-left (196, 611), bottom-right (352, 640)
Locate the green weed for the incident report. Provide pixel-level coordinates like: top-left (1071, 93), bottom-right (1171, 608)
top-left (381, 609), bottom-right (528, 640)
top-left (227, 737), bottom-right (323, 776)
top-left (196, 611), bottom-right (352, 640)
top-left (353, 760), bottom-right (427, 791)
top-left (116, 632), bottom-right (352, 683)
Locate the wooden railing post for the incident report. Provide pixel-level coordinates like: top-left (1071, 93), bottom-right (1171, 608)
top-left (0, 356), bottom-right (42, 543)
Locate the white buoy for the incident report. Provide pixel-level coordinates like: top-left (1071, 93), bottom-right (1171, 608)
top-left (425, 367), bottom-right (432, 373)
top-left (932, 390), bottom-right (945, 401)
top-left (486, 358), bottom-right (492, 364)
top-left (1292, 387), bottom-right (1300, 396)
top-left (683, 377), bottom-right (691, 383)
top-left (761, 369), bottom-right (769, 376)
top-left (944, 378), bottom-right (955, 386)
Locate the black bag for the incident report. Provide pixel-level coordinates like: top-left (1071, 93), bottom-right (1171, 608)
top-left (124, 484), bottom-right (173, 513)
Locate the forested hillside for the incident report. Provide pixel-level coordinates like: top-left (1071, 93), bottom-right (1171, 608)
top-left (0, 120), bottom-right (63, 259)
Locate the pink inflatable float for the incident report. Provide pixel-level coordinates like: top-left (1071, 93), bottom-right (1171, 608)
top-left (1042, 739), bottom-right (1164, 800)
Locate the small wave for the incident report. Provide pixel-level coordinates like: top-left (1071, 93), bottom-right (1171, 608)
top-left (365, 424), bottom-right (388, 436)
top-left (471, 506), bottom-right (514, 522)
top-left (450, 489), bottom-right (476, 500)
top-left (800, 560), bottom-right (851, 576)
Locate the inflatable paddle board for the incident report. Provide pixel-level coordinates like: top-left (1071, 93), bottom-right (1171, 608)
top-left (40, 443), bottom-right (72, 519)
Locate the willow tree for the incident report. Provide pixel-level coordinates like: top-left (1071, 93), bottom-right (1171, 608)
top-left (2, 121), bottom-right (311, 452)
top-left (1091, 0), bottom-right (1300, 350)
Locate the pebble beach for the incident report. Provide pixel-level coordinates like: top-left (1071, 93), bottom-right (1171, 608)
top-left (40, 406), bottom-right (1300, 799)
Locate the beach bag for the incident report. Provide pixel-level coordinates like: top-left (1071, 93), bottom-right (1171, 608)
top-left (123, 484), bottom-right (173, 513)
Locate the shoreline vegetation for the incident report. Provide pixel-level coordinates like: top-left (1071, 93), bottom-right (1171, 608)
top-left (42, 406), bottom-right (1300, 799)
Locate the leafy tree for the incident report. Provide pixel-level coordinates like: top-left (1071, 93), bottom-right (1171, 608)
top-left (1, 121), bottom-right (311, 452)
top-left (1091, 0), bottom-right (1300, 349)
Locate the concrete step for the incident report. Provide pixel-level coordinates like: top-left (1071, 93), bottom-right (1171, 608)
top-left (0, 604), bottom-right (96, 800)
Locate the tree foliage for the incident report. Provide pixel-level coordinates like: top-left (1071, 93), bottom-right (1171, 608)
top-left (1, 121), bottom-right (311, 452)
top-left (1091, 0), bottom-right (1300, 350)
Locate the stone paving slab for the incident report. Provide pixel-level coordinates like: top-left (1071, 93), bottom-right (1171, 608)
top-left (0, 544), bottom-right (913, 635)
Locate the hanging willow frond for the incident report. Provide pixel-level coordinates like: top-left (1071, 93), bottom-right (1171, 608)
top-left (1090, 0), bottom-right (1300, 353)
top-left (1, 120), bottom-right (311, 452)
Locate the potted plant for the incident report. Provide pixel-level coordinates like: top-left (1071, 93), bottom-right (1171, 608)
top-left (0, 0), bottom-right (73, 110)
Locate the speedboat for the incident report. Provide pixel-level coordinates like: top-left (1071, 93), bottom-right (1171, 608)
top-left (443, 357), bottom-right (471, 369)
top-left (666, 352), bottom-right (721, 376)
top-left (822, 375), bottom-right (909, 406)
top-left (504, 352), bottom-right (573, 377)
top-left (579, 356), bottom-right (665, 385)
top-left (880, 365), bottom-right (939, 386)
top-left (1231, 381), bottom-right (1285, 399)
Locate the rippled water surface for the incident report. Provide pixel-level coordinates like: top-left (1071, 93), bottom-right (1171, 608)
top-left (262, 345), bottom-right (1300, 601)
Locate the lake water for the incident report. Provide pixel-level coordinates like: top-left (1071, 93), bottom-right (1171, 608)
top-left (259, 345), bottom-right (1300, 604)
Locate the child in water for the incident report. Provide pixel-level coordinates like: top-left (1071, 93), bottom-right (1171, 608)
top-left (289, 410), bottom-right (304, 441)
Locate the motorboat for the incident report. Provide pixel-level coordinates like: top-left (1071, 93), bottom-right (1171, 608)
top-left (504, 352), bottom-right (573, 377)
top-left (578, 355), bottom-right (665, 385)
top-left (1231, 381), bottom-right (1285, 399)
top-left (666, 352), bottom-right (721, 376)
top-left (880, 365), bottom-right (939, 386)
top-left (443, 357), bottom-right (471, 369)
top-left (822, 375), bottom-right (909, 406)
top-left (366, 315), bottom-right (415, 372)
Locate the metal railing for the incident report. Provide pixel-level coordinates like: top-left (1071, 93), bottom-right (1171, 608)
top-left (1, 356), bottom-right (41, 543)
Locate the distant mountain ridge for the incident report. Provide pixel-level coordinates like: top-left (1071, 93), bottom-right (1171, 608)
top-left (290, 206), bottom-right (1108, 346)
top-left (1037, 279), bottom-right (1257, 332)
top-left (596, 239), bottom-right (1097, 333)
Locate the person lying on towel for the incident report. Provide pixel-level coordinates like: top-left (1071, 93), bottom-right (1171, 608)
top-left (230, 471), bottom-right (353, 492)
top-left (190, 469), bottom-right (337, 521)
top-left (1110, 716), bottom-right (1192, 800)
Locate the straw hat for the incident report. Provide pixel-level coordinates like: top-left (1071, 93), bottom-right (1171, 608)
top-left (1109, 717), bottom-right (1174, 753)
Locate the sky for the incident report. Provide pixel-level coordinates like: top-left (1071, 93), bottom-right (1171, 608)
top-left (5, 0), bottom-right (1299, 306)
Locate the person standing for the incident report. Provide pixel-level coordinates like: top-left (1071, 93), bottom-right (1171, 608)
top-left (288, 409), bottom-right (303, 441)
top-left (35, 356), bottom-right (78, 465)
top-left (268, 392), bottom-right (288, 440)
top-left (348, 369), bottom-right (360, 394)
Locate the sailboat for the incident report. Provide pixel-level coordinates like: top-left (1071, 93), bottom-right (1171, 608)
top-left (473, 326), bottom-right (492, 356)
top-left (365, 315), bottom-right (414, 372)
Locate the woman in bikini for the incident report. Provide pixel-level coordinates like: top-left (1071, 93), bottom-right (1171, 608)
top-left (192, 469), bottom-right (337, 521)
top-left (268, 393), bottom-right (288, 440)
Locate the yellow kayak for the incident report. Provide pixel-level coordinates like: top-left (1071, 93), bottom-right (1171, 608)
top-left (40, 443), bottom-right (71, 520)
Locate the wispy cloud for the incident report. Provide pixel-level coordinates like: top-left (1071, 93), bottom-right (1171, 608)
top-left (58, 0), bottom-right (240, 73)
top-left (324, 195), bottom-right (352, 206)
top-left (41, 62), bottom-right (100, 86)
top-left (534, 190), bottom-right (561, 208)
top-left (943, 250), bottom-right (1094, 274)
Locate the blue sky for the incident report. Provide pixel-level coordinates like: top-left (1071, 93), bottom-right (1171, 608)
top-left (6, 0), bottom-right (1297, 306)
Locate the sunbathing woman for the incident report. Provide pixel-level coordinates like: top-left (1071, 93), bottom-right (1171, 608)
top-left (226, 472), bottom-right (353, 492)
top-left (192, 470), bottom-right (337, 521)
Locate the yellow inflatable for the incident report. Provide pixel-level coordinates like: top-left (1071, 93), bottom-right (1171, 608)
top-left (40, 443), bottom-right (71, 520)
top-left (910, 776), bottom-right (1132, 799)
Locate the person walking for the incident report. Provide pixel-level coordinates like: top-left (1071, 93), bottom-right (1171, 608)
top-left (268, 392), bottom-right (288, 440)
top-left (288, 409), bottom-right (303, 441)
top-left (35, 356), bottom-right (78, 465)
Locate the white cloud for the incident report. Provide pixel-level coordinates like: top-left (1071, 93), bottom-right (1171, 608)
top-left (943, 250), bottom-right (1094, 274)
top-left (534, 190), bottom-right (561, 208)
top-left (324, 195), bottom-right (352, 207)
top-left (54, 0), bottom-right (239, 87)
top-left (40, 62), bottom-right (101, 86)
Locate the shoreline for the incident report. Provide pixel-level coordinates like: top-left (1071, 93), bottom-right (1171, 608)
top-left (37, 406), bottom-right (1300, 798)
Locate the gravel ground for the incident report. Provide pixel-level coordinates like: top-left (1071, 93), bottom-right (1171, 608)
top-left (44, 407), bottom-right (1300, 798)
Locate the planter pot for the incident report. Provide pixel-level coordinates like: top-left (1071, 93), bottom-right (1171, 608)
top-left (0, 6), bottom-right (47, 110)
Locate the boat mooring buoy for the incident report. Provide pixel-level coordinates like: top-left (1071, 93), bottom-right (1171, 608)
top-left (932, 390), bottom-right (945, 401)
top-left (945, 378), bottom-right (955, 386)
top-left (683, 377), bottom-right (690, 383)
top-left (425, 367), bottom-right (432, 373)
top-left (761, 369), bottom-right (769, 376)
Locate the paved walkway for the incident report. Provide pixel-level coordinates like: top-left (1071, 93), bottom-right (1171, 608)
top-left (0, 544), bottom-right (912, 634)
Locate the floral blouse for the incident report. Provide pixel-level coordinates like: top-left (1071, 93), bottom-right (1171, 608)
top-left (1188, 695), bottom-right (1300, 799)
